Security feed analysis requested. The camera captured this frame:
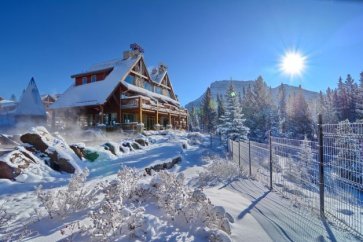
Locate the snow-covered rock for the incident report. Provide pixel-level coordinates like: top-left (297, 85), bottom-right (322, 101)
top-left (20, 126), bottom-right (82, 173)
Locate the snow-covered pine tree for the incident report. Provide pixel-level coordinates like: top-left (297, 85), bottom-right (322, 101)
top-left (278, 84), bottom-right (288, 135)
top-left (242, 76), bottom-right (276, 142)
top-left (324, 88), bottom-right (338, 124)
top-left (10, 94), bottom-right (16, 102)
top-left (286, 86), bottom-right (314, 140)
top-left (216, 94), bottom-right (225, 125)
top-left (334, 120), bottom-right (363, 185)
top-left (355, 72), bottom-right (363, 120)
top-left (298, 136), bottom-right (316, 184)
top-left (189, 106), bottom-right (201, 132)
top-left (201, 87), bottom-right (217, 133)
top-left (217, 84), bottom-right (249, 144)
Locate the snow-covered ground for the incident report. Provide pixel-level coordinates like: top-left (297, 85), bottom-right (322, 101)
top-left (0, 129), bottom-right (358, 241)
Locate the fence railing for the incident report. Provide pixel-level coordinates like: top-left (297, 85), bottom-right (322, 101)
top-left (227, 119), bottom-right (363, 238)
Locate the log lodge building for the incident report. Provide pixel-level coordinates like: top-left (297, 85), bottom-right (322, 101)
top-left (50, 45), bottom-right (188, 131)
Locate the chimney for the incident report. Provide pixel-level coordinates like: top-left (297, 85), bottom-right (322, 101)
top-left (151, 68), bottom-right (158, 75)
top-left (123, 51), bottom-right (131, 60)
top-left (158, 64), bottom-right (167, 73)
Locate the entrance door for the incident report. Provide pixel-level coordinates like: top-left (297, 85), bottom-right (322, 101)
top-left (143, 115), bottom-right (155, 130)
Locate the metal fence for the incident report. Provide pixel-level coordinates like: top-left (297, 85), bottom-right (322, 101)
top-left (228, 119), bottom-right (363, 238)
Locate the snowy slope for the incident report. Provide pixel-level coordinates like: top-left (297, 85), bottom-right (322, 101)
top-left (0, 131), bottom-right (358, 241)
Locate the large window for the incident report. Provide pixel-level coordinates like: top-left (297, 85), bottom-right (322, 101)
top-left (155, 86), bottom-right (162, 94)
top-left (123, 113), bottom-right (135, 123)
top-left (125, 75), bottom-right (135, 85)
top-left (82, 77), bottom-right (87, 84)
top-left (144, 81), bottom-right (153, 92)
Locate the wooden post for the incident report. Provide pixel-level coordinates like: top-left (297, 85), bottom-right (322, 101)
top-left (138, 96), bottom-right (143, 123)
top-left (99, 105), bottom-right (104, 124)
top-left (168, 113), bottom-right (172, 127)
top-left (178, 115), bottom-right (181, 130)
top-left (117, 89), bottom-right (122, 124)
top-left (51, 110), bottom-right (56, 131)
top-left (156, 101), bottom-right (159, 125)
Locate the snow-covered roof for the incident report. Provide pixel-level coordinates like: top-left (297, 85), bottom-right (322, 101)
top-left (15, 78), bottom-right (46, 116)
top-left (51, 55), bottom-right (181, 110)
top-left (0, 99), bottom-right (17, 107)
top-left (41, 94), bottom-right (59, 101)
top-left (51, 56), bottom-right (141, 109)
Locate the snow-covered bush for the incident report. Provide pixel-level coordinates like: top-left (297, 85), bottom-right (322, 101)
top-left (149, 171), bottom-right (232, 236)
top-left (198, 156), bottom-right (245, 187)
top-left (88, 167), bottom-right (149, 240)
top-left (36, 168), bottom-right (96, 218)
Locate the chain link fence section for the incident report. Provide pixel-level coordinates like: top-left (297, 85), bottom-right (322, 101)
top-left (226, 121), bottom-right (363, 238)
top-left (322, 123), bottom-right (363, 236)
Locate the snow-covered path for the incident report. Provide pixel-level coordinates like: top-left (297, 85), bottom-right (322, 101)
top-left (205, 179), bottom-right (354, 242)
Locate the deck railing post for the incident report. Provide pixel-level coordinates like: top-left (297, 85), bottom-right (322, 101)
top-left (269, 130), bottom-right (273, 190)
top-left (248, 140), bottom-right (252, 176)
top-left (318, 113), bottom-right (325, 218)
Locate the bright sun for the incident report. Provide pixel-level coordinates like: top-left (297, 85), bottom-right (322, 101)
top-left (280, 51), bottom-right (306, 77)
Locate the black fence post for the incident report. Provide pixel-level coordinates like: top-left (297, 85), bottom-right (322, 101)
top-left (248, 140), bottom-right (252, 176)
top-left (318, 113), bottom-right (325, 218)
top-left (269, 130), bottom-right (273, 190)
top-left (238, 140), bottom-right (241, 168)
top-left (231, 139), bottom-right (234, 160)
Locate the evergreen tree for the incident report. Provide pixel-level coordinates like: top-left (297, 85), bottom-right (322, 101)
top-left (334, 120), bottom-right (362, 185)
top-left (242, 76), bottom-right (276, 142)
top-left (277, 84), bottom-right (288, 135)
top-left (324, 88), bottom-right (338, 123)
top-left (217, 84), bottom-right (249, 144)
top-left (286, 86), bottom-right (314, 139)
top-left (299, 136), bottom-right (316, 183)
top-left (10, 94), bottom-right (16, 101)
top-left (355, 72), bottom-right (363, 120)
top-left (216, 94), bottom-right (225, 124)
top-left (189, 106), bottom-right (201, 131)
top-left (201, 87), bottom-right (217, 133)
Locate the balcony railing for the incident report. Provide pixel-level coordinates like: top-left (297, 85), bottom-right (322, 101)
top-left (121, 96), bottom-right (188, 116)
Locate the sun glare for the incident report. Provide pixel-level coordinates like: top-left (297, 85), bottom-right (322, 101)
top-left (280, 51), bottom-right (306, 77)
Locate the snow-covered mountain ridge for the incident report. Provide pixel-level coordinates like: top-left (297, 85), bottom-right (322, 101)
top-left (185, 80), bottom-right (319, 110)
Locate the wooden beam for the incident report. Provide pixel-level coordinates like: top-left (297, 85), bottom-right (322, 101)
top-left (130, 70), bottom-right (149, 80)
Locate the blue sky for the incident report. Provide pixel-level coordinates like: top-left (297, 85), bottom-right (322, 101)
top-left (0, 0), bottom-right (362, 105)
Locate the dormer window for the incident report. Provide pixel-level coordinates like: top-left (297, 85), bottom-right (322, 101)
top-left (91, 75), bottom-right (97, 83)
top-left (82, 77), bottom-right (87, 84)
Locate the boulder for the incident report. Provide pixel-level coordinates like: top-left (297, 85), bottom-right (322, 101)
top-left (70, 144), bottom-right (84, 160)
top-left (171, 156), bottom-right (182, 165)
top-left (131, 142), bottom-right (141, 150)
top-left (103, 143), bottom-right (117, 156)
top-left (135, 138), bottom-right (149, 147)
top-left (20, 131), bottom-right (77, 173)
top-left (20, 133), bottom-right (48, 153)
top-left (0, 161), bottom-right (20, 181)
